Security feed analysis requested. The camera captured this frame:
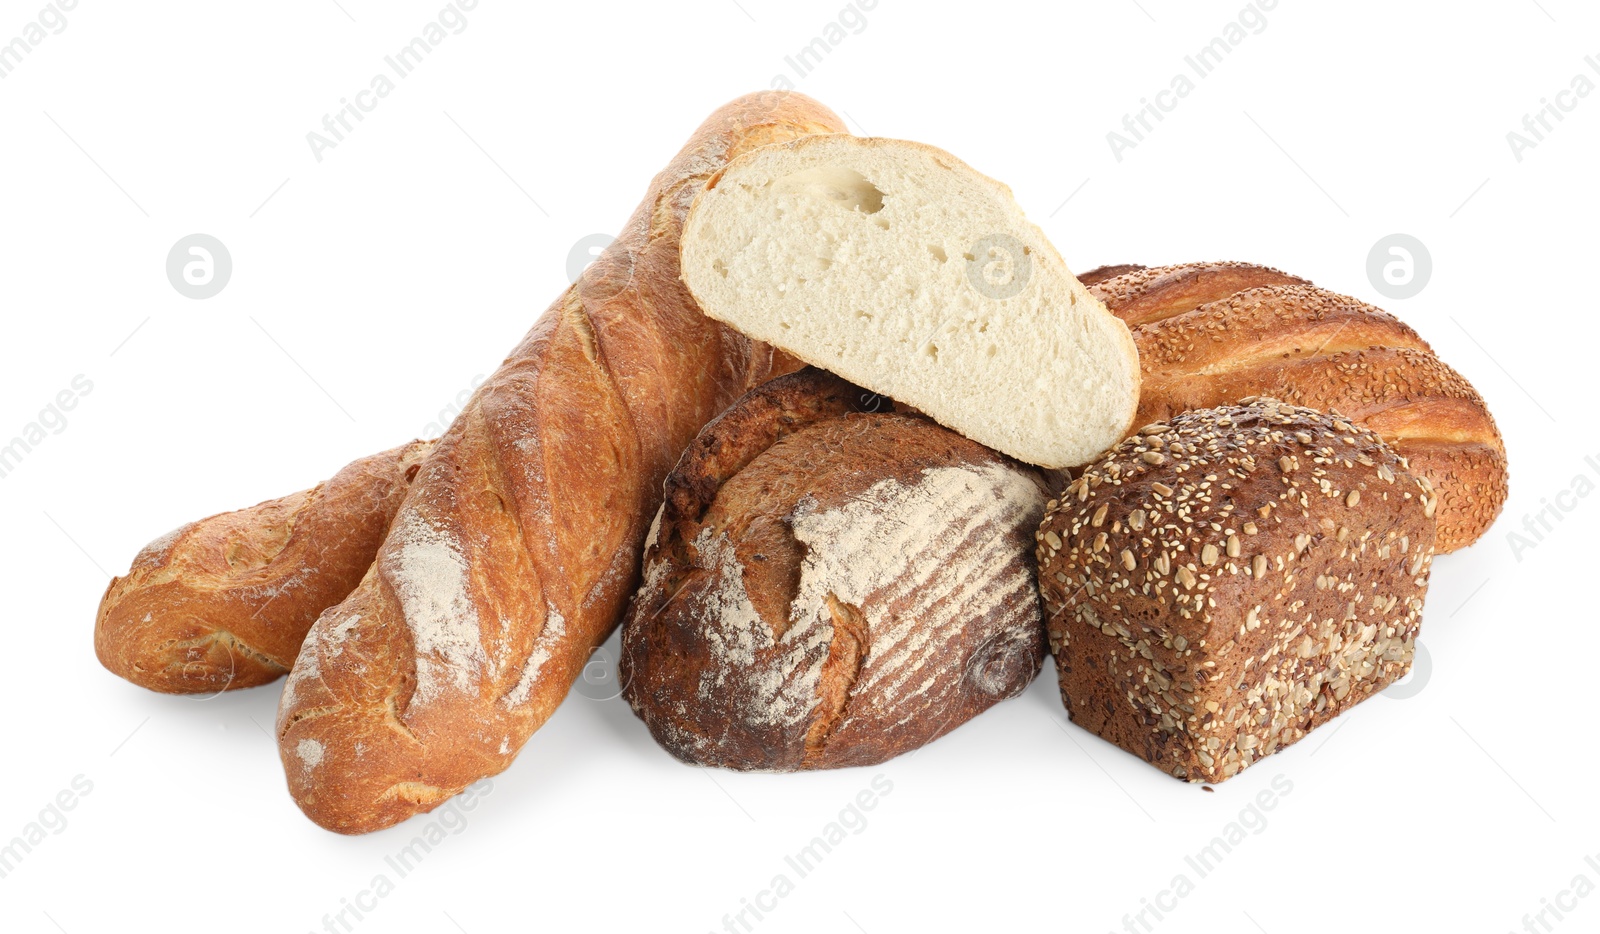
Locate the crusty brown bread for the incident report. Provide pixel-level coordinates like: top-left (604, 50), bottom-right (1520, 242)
top-left (1075, 263), bottom-right (1153, 287)
top-left (275, 92), bottom-right (843, 834)
top-left (1087, 261), bottom-right (1507, 552)
top-left (1036, 400), bottom-right (1438, 783)
top-left (621, 368), bottom-right (1049, 771)
top-left (95, 441), bottom-right (435, 694)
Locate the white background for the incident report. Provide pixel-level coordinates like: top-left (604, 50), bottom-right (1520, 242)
top-left (0, 1), bottom-right (1594, 932)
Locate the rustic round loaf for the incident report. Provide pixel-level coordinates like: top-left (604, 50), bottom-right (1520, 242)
top-left (619, 368), bottom-right (1050, 771)
top-left (1036, 399), bottom-right (1438, 783)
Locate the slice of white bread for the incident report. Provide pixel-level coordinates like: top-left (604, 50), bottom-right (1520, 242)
top-left (680, 134), bottom-right (1140, 468)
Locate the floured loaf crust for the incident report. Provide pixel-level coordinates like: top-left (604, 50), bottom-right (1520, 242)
top-left (621, 368), bottom-right (1050, 770)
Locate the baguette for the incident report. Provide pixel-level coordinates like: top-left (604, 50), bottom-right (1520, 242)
top-left (95, 441), bottom-right (434, 694)
top-left (1088, 262), bottom-right (1507, 552)
top-left (275, 92), bottom-right (844, 834)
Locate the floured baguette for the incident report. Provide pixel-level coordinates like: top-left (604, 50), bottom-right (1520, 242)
top-left (680, 135), bottom-right (1140, 469)
top-left (274, 92), bottom-right (840, 834)
top-left (95, 440), bottom-right (435, 694)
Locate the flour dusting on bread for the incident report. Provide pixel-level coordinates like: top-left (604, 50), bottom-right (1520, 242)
top-left (387, 513), bottom-right (485, 705)
top-left (790, 462), bottom-right (1045, 728)
top-left (692, 526), bottom-right (829, 729)
top-left (503, 603), bottom-right (566, 708)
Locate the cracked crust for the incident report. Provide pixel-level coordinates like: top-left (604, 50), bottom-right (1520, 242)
top-left (1089, 262), bottom-right (1508, 551)
top-left (274, 92), bottom-right (846, 833)
top-left (94, 440), bottom-right (435, 694)
top-left (1036, 400), bottom-right (1438, 783)
top-left (619, 368), bottom-right (1050, 771)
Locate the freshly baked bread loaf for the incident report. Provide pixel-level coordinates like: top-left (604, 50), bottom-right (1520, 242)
top-left (621, 368), bottom-right (1050, 771)
top-left (1036, 400), bottom-right (1437, 783)
top-left (679, 134), bottom-right (1141, 469)
top-left (275, 92), bottom-right (842, 834)
top-left (1086, 261), bottom-right (1507, 552)
top-left (95, 441), bottom-right (434, 694)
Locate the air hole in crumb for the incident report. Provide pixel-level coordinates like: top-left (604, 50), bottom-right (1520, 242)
top-left (985, 344), bottom-right (998, 357)
top-left (712, 258), bottom-right (729, 278)
top-left (773, 165), bottom-right (886, 214)
top-left (872, 216), bottom-right (890, 231)
top-left (856, 310), bottom-right (873, 322)
top-left (928, 244), bottom-right (948, 262)
top-left (962, 252), bottom-right (976, 262)
top-left (925, 343), bottom-right (940, 361)
top-left (780, 322), bottom-right (792, 331)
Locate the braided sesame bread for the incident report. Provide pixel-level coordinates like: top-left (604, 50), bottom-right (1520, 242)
top-left (1036, 400), bottom-right (1437, 783)
top-left (275, 92), bottom-right (840, 834)
top-left (1086, 261), bottom-right (1507, 552)
top-left (620, 368), bottom-right (1050, 771)
top-left (95, 440), bottom-right (435, 694)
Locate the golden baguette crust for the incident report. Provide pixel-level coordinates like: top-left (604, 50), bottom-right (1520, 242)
top-left (275, 92), bottom-right (844, 834)
top-left (621, 369), bottom-right (1048, 771)
top-left (94, 441), bottom-right (435, 694)
top-left (1089, 263), bottom-right (1508, 552)
top-left (1036, 401), bottom-right (1438, 783)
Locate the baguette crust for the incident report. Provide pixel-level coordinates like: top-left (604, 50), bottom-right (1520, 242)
top-left (621, 369), bottom-right (1048, 770)
top-left (276, 92), bottom-right (845, 834)
top-left (1036, 401), bottom-right (1438, 783)
top-left (1090, 264), bottom-right (1508, 551)
top-left (94, 441), bottom-right (435, 694)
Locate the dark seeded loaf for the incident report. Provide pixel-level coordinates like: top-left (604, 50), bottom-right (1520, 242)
top-left (1035, 399), bottom-right (1437, 783)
